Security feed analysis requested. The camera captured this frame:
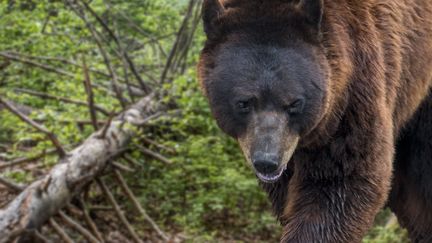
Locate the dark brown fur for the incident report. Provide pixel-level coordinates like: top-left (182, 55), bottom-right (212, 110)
top-left (198, 0), bottom-right (432, 242)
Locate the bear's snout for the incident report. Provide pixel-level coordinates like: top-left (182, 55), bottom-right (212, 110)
top-left (252, 152), bottom-right (279, 175)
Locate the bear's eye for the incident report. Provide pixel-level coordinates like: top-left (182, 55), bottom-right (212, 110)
top-left (236, 100), bottom-right (252, 114)
top-left (287, 98), bottom-right (305, 115)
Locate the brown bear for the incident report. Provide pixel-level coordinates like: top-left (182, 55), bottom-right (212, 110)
top-left (198, 0), bottom-right (432, 242)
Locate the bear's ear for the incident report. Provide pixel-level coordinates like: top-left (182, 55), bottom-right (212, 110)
top-left (202, 0), bottom-right (225, 39)
top-left (296, 0), bottom-right (324, 33)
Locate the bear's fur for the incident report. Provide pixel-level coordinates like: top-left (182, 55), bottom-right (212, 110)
top-left (198, 0), bottom-right (432, 242)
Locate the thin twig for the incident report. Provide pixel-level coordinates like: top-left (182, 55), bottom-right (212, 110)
top-left (142, 137), bottom-right (176, 154)
top-left (137, 145), bottom-right (172, 164)
top-left (128, 111), bottom-right (163, 126)
top-left (34, 119), bottom-right (108, 126)
top-left (173, 4), bottom-right (202, 74)
top-left (67, 2), bottom-right (127, 107)
top-left (120, 53), bottom-right (135, 102)
top-left (113, 170), bottom-right (169, 241)
top-left (49, 218), bottom-right (74, 243)
top-left (160, 0), bottom-right (197, 84)
top-left (0, 59), bottom-right (11, 70)
top-left (83, 56), bottom-right (99, 130)
top-left (90, 30), bottom-right (128, 108)
top-left (34, 230), bottom-right (51, 243)
top-left (112, 161), bottom-right (134, 173)
top-left (97, 178), bottom-right (143, 243)
top-left (78, 0), bottom-right (152, 93)
top-left (2, 51), bottom-right (132, 98)
top-left (0, 51), bottom-right (75, 77)
top-left (5, 51), bottom-right (124, 81)
top-left (79, 200), bottom-right (105, 242)
top-left (59, 211), bottom-right (100, 243)
top-left (0, 148), bottom-right (56, 170)
top-left (98, 112), bottom-right (116, 139)
top-left (114, 7), bottom-right (168, 57)
top-left (0, 177), bottom-right (24, 192)
top-left (66, 204), bottom-right (84, 217)
top-left (14, 88), bottom-right (110, 115)
top-left (122, 155), bottom-right (142, 167)
top-left (89, 205), bottom-right (115, 211)
top-left (0, 97), bottom-right (66, 157)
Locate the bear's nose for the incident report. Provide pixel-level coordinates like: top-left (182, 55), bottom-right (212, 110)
top-left (252, 152), bottom-right (279, 175)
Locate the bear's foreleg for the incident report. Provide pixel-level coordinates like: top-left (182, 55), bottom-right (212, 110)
top-left (280, 172), bottom-right (390, 243)
top-left (390, 89), bottom-right (432, 243)
top-left (280, 112), bottom-right (394, 243)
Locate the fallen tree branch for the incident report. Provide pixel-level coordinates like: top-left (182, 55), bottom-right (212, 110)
top-left (137, 145), bottom-right (172, 165)
top-left (4, 51), bottom-right (124, 81)
top-left (0, 52), bottom-right (75, 78)
top-left (0, 177), bottom-right (24, 192)
top-left (79, 199), bottom-right (104, 242)
top-left (0, 99), bottom-right (33, 115)
top-left (14, 88), bottom-right (110, 116)
top-left (0, 97), bottom-right (66, 157)
top-left (59, 210), bottom-right (100, 243)
top-left (97, 178), bottom-right (142, 243)
top-left (3, 50), bottom-right (147, 97)
top-left (1, 52), bottom-right (139, 99)
top-left (0, 148), bottom-right (57, 170)
top-left (49, 218), bottom-right (74, 243)
top-left (34, 230), bottom-right (50, 243)
top-left (82, 56), bottom-right (100, 130)
top-left (0, 94), bottom-right (159, 242)
top-left (141, 137), bottom-right (176, 154)
top-left (111, 162), bottom-right (134, 173)
top-left (113, 169), bottom-right (169, 241)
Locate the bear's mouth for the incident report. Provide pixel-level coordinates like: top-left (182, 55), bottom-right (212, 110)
top-left (255, 164), bottom-right (287, 183)
top-left (253, 138), bottom-right (298, 184)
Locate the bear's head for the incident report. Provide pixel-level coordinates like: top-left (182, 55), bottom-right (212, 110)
top-left (198, 0), bottom-right (330, 183)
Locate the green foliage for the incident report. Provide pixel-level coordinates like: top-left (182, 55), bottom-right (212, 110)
top-left (364, 225), bottom-right (409, 243)
top-left (363, 209), bottom-right (409, 243)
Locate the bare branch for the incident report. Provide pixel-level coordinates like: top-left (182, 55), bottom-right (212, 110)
top-left (14, 88), bottom-right (110, 116)
top-left (4, 51), bottom-right (123, 81)
top-left (97, 178), bottom-right (142, 243)
top-left (0, 177), bottom-right (24, 192)
top-left (111, 162), bottom-right (134, 173)
top-left (34, 231), bottom-right (51, 243)
top-left (137, 145), bottom-right (172, 165)
top-left (66, 2), bottom-right (128, 107)
top-left (98, 112), bottom-right (116, 139)
top-left (0, 97), bottom-right (66, 157)
top-left (78, 0), bottom-right (152, 93)
top-left (0, 148), bottom-right (57, 170)
top-left (0, 51), bottom-right (75, 77)
top-left (113, 169), bottom-right (169, 241)
top-left (2, 51), bottom-right (141, 98)
top-left (122, 155), bottom-right (142, 167)
top-left (142, 137), bottom-right (176, 154)
top-left (160, 0), bottom-right (197, 83)
top-left (83, 56), bottom-right (100, 130)
top-left (79, 200), bottom-right (105, 242)
top-left (59, 211), bottom-right (100, 243)
top-left (49, 218), bottom-right (74, 243)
